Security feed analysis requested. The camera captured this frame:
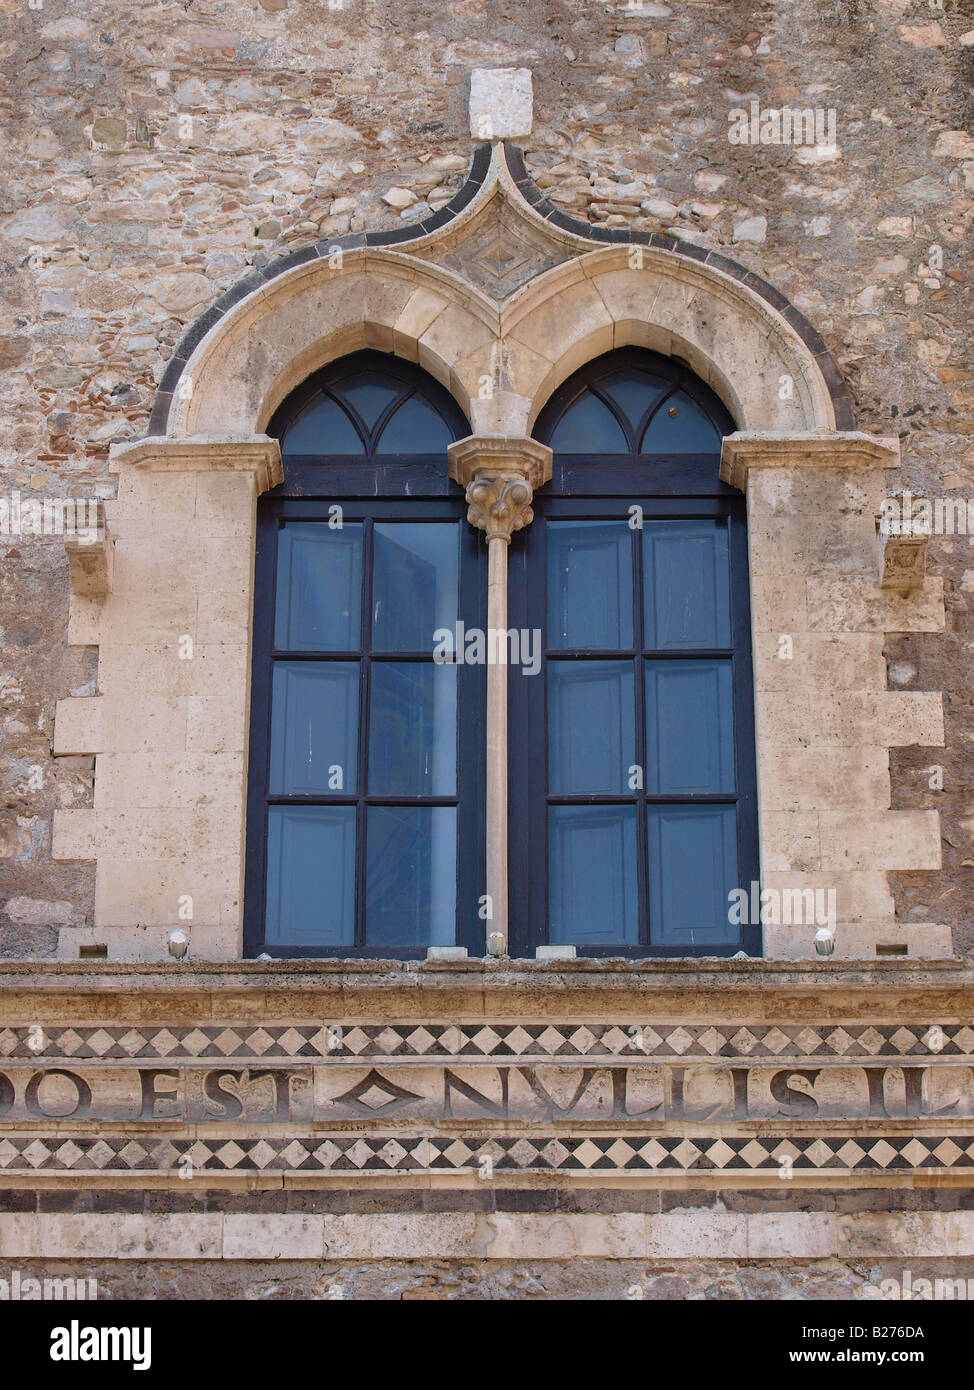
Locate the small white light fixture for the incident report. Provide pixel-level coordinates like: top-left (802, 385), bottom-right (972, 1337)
top-left (814, 926), bottom-right (835, 957)
top-left (167, 928), bottom-right (189, 960)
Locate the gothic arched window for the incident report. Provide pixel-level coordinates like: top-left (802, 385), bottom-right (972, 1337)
top-left (508, 348), bottom-right (760, 957)
top-left (244, 351), bottom-right (484, 957)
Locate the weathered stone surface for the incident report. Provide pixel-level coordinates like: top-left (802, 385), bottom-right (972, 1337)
top-left (469, 68), bottom-right (533, 140)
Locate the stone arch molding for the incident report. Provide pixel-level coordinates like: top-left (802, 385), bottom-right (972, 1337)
top-left (52, 143), bottom-right (949, 966)
top-left (157, 143), bottom-right (842, 442)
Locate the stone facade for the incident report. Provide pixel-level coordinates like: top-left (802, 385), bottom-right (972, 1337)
top-left (1, 0), bottom-right (973, 1298)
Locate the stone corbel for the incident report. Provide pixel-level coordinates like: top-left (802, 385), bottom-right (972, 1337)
top-left (879, 531), bottom-right (928, 593)
top-left (65, 524), bottom-right (114, 597)
top-left (448, 436), bottom-right (552, 958)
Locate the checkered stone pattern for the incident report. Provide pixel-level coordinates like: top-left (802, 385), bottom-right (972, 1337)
top-left (0, 1133), bottom-right (972, 1173)
top-left (0, 1022), bottom-right (968, 1062)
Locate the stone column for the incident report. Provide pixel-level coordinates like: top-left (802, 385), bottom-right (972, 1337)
top-left (448, 437), bottom-right (552, 957)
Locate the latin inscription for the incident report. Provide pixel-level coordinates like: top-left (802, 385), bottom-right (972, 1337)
top-left (0, 1062), bottom-right (971, 1124)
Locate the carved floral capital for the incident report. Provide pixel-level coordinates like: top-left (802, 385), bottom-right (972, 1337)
top-left (464, 474), bottom-right (534, 542)
top-left (448, 435), bottom-right (552, 543)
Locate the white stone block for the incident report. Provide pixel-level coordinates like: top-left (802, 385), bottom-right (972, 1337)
top-left (469, 67), bottom-right (533, 140)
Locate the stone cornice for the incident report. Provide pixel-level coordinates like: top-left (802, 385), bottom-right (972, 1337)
top-left (448, 434), bottom-right (553, 491)
top-left (720, 431), bottom-right (900, 491)
top-left (0, 957), bottom-right (969, 1022)
top-left (109, 434), bottom-right (283, 493)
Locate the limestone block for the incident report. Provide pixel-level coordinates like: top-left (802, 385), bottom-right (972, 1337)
top-left (116, 1214), bottom-right (223, 1259)
top-left (193, 470), bottom-right (259, 536)
top-left (749, 574), bottom-right (809, 632)
top-left (392, 286), bottom-right (449, 358)
top-left (757, 691), bottom-right (944, 747)
top-left (468, 68), bottom-right (533, 140)
top-left (196, 587), bottom-right (252, 645)
top-left (763, 918), bottom-right (954, 959)
top-left (508, 277), bottom-right (615, 373)
top-left (95, 643), bottom-right (250, 700)
top-left (323, 1213), bottom-right (482, 1260)
top-left (819, 809), bottom-right (941, 871)
top-left (758, 745), bottom-right (890, 811)
top-left (186, 693), bottom-right (249, 754)
top-left (56, 918), bottom-right (239, 960)
top-left (760, 811), bottom-right (822, 871)
top-left (54, 808), bottom-right (234, 861)
top-left (468, 390), bottom-right (533, 438)
top-left (646, 1212), bottom-right (747, 1259)
top-left (51, 808), bottom-right (97, 861)
top-left (94, 855), bottom-right (242, 931)
top-left (760, 869), bottom-right (895, 923)
top-left (110, 471), bottom-right (198, 538)
top-left (66, 595), bottom-right (104, 647)
top-left (474, 1213), bottom-right (644, 1259)
top-left (53, 696), bottom-right (105, 755)
top-left (224, 1215), bottom-right (323, 1260)
top-left (746, 1213), bottom-right (835, 1258)
top-left (836, 1212), bottom-right (947, 1259)
top-left (92, 751), bottom-right (244, 810)
top-left (806, 575), bottom-right (945, 632)
top-left (753, 633), bottom-right (887, 692)
top-left (65, 530), bottom-right (114, 596)
top-left (100, 696), bottom-right (188, 754)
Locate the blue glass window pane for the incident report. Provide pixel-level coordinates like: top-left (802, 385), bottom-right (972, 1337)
top-left (269, 661), bottom-right (358, 795)
top-left (643, 520), bottom-right (730, 649)
top-left (547, 660), bottom-right (634, 794)
top-left (645, 660), bottom-right (734, 794)
top-left (365, 805), bottom-right (456, 947)
top-left (265, 805), bottom-right (355, 946)
top-left (641, 391), bottom-right (722, 453)
top-left (546, 522), bottom-right (633, 649)
top-left (369, 662), bottom-right (456, 795)
top-left (339, 375), bottom-right (401, 431)
top-left (377, 394), bottom-right (455, 453)
top-left (372, 522), bottom-right (458, 651)
top-left (281, 396), bottom-right (364, 454)
top-left (549, 392), bottom-right (628, 454)
top-left (549, 805), bottom-right (638, 944)
top-left (275, 522), bottom-right (362, 651)
top-left (598, 370), bottom-right (668, 432)
top-left (647, 805), bottom-right (738, 945)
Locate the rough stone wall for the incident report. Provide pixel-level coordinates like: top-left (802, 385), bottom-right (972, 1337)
top-left (0, 0), bottom-right (972, 955)
top-left (0, 1256), bottom-right (958, 1300)
top-left (2, 1255), bottom-right (972, 1300)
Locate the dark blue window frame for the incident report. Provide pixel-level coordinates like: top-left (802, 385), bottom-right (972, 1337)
top-left (244, 351), bottom-right (485, 959)
top-left (508, 348), bottom-right (761, 958)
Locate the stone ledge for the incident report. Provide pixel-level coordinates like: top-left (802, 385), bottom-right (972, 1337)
top-left (720, 431), bottom-right (900, 490)
top-left (0, 956), bottom-right (970, 1018)
top-left (0, 1209), bottom-right (970, 1260)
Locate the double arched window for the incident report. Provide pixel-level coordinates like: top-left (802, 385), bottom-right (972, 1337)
top-left (245, 348), bottom-right (758, 958)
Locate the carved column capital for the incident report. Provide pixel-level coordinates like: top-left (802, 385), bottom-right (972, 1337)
top-left (448, 435), bottom-right (553, 544)
top-left (463, 474), bottom-right (533, 542)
